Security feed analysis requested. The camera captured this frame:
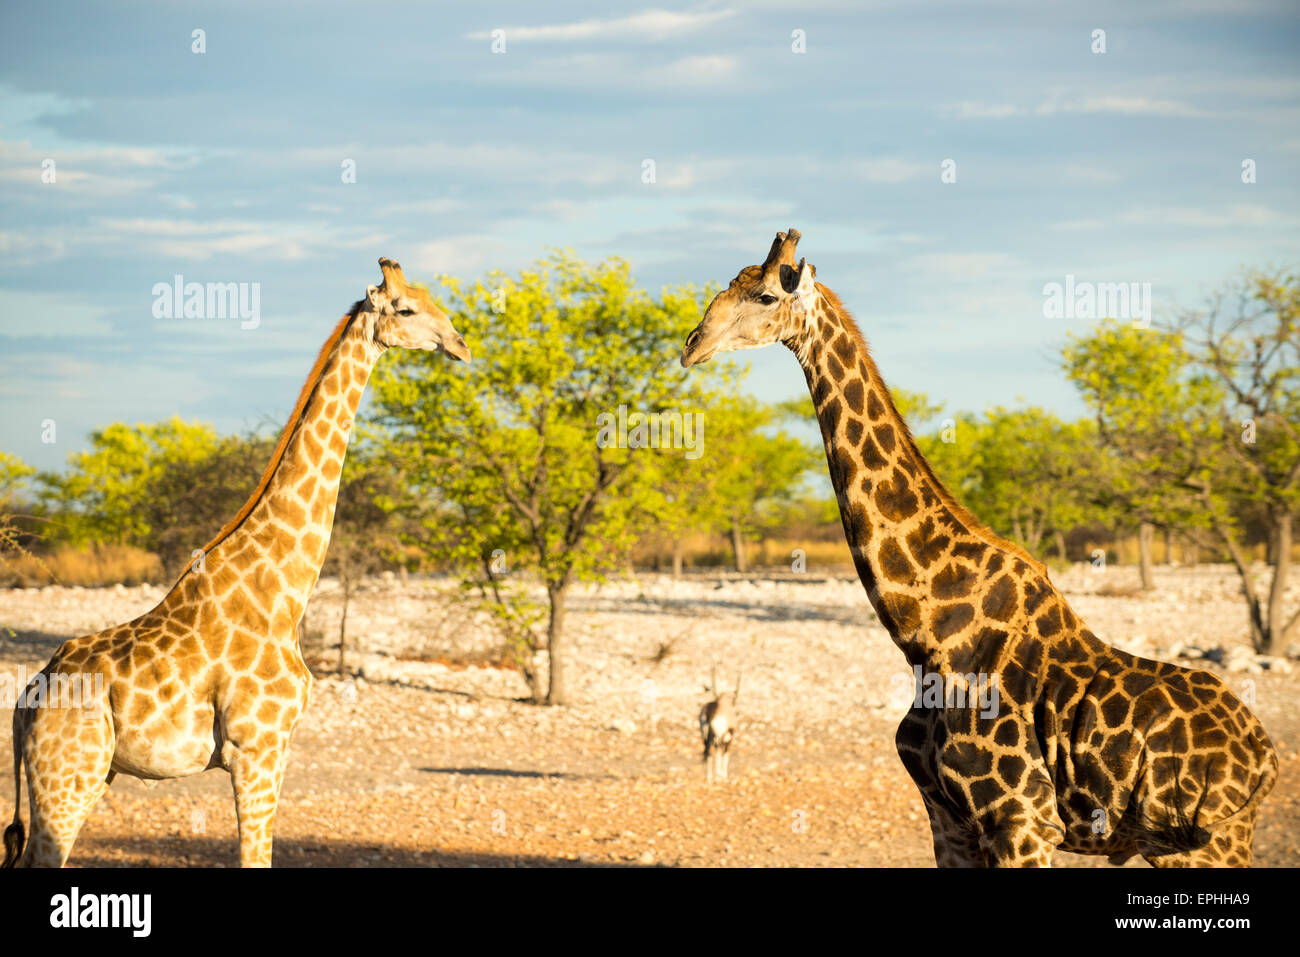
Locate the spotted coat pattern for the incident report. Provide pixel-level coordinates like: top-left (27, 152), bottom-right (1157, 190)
top-left (682, 230), bottom-right (1278, 867)
top-left (4, 259), bottom-right (468, 867)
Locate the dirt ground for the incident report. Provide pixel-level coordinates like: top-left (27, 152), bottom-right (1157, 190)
top-left (1, 564), bottom-right (1297, 867)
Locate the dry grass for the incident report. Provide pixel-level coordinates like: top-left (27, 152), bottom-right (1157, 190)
top-left (1095, 582), bottom-right (1146, 598)
top-left (391, 646), bottom-right (519, 670)
top-left (751, 538), bottom-right (852, 569)
top-left (638, 536), bottom-right (853, 573)
top-left (0, 543), bottom-right (161, 588)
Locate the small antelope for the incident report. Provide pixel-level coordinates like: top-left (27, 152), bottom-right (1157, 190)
top-left (699, 667), bottom-right (741, 784)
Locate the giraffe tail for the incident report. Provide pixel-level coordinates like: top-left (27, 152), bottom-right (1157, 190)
top-left (1138, 748), bottom-right (1277, 856)
top-left (1202, 734), bottom-right (1279, 833)
top-left (3, 709), bottom-right (24, 868)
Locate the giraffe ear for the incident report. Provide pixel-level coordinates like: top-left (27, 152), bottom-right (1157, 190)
top-left (366, 284), bottom-right (382, 308)
top-left (779, 258), bottom-right (815, 293)
top-left (784, 259), bottom-right (817, 315)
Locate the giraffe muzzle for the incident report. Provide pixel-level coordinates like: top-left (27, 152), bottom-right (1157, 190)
top-left (443, 334), bottom-right (471, 363)
top-left (681, 328), bottom-right (714, 368)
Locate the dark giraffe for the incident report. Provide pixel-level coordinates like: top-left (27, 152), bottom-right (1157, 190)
top-left (680, 228), bottom-right (1278, 867)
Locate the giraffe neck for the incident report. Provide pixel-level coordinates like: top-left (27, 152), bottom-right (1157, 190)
top-left (167, 309), bottom-right (380, 640)
top-left (790, 287), bottom-right (1023, 669)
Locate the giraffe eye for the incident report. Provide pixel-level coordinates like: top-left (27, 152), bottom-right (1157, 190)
top-left (397, 307), bottom-right (416, 316)
top-left (758, 294), bottom-right (778, 305)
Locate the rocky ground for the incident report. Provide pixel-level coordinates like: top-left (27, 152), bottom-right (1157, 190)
top-left (0, 563), bottom-right (1296, 868)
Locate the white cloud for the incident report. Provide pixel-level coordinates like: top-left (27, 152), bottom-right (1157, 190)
top-left (0, 138), bottom-right (198, 197)
top-left (1118, 204), bottom-right (1295, 227)
top-left (1062, 163), bottom-right (1121, 184)
top-left (528, 198), bottom-right (600, 221)
top-left (1144, 0), bottom-right (1297, 14)
top-left (467, 8), bottom-right (736, 42)
top-left (950, 101), bottom-right (1021, 120)
top-left (474, 50), bottom-right (745, 92)
top-left (656, 54), bottom-right (739, 85)
top-left (76, 218), bottom-right (388, 262)
top-left (906, 253), bottom-right (1023, 281)
top-left (0, 290), bottom-right (114, 339)
top-left (374, 198), bottom-right (467, 217)
top-left (1056, 95), bottom-right (1204, 118)
top-left (947, 94), bottom-right (1205, 120)
top-left (282, 141), bottom-right (623, 189)
top-left (0, 139), bottom-right (191, 169)
top-left (656, 157), bottom-right (741, 189)
top-left (0, 232), bottom-right (66, 266)
top-left (854, 158), bottom-right (926, 183)
top-left (412, 235), bottom-right (513, 276)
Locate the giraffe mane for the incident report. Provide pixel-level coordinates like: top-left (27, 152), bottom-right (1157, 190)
top-left (166, 305), bottom-right (363, 589)
top-left (813, 283), bottom-right (1050, 577)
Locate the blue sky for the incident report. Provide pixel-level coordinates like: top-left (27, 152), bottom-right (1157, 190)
top-left (1, 0), bottom-right (1298, 472)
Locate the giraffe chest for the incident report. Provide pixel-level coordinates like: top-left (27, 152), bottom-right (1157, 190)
top-left (111, 695), bottom-right (220, 779)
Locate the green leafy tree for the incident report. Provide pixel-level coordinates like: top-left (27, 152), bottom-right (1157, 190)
top-left (953, 408), bottom-right (1101, 559)
top-left (39, 418), bottom-right (220, 548)
top-left (0, 452), bottom-right (33, 506)
top-left (1172, 270), bottom-right (1300, 653)
top-left (645, 395), bottom-right (817, 573)
top-left (368, 252), bottom-right (732, 704)
top-left (891, 392), bottom-right (1103, 563)
top-left (139, 430), bottom-right (274, 575)
top-left (324, 450), bottom-right (410, 676)
top-left (1064, 320), bottom-right (1221, 589)
top-left (635, 418), bottom-right (727, 578)
top-left (0, 452), bottom-right (37, 573)
top-left (708, 396), bottom-right (820, 572)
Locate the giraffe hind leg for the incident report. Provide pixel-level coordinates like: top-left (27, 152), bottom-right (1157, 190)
top-left (20, 707), bottom-right (114, 867)
top-left (1142, 815), bottom-right (1257, 868)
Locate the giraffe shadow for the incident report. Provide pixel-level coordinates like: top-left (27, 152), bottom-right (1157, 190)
top-left (598, 595), bottom-right (873, 627)
top-left (70, 835), bottom-right (648, 867)
top-left (359, 674), bottom-right (527, 705)
top-left (0, 628), bottom-right (75, 659)
top-left (417, 766), bottom-right (587, 780)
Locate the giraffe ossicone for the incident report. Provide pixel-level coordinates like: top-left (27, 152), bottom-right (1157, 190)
top-left (681, 227), bottom-right (1278, 868)
top-left (4, 258), bottom-right (468, 868)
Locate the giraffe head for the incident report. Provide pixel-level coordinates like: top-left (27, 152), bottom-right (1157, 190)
top-left (364, 257), bottom-right (471, 361)
top-left (681, 228), bottom-right (818, 368)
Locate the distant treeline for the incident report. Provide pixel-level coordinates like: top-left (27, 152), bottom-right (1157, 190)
top-left (1, 257), bottom-right (1295, 694)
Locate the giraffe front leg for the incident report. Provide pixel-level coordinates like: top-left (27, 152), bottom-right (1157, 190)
top-left (975, 795), bottom-right (1066, 868)
top-left (918, 790), bottom-right (987, 867)
top-left (980, 821), bottom-right (1058, 867)
top-left (225, 736), bottom-right (291, 868)
top-left (895, 710), bottom-right (986, 866)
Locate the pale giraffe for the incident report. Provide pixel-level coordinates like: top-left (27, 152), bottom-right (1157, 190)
top-left (4, 258), bottom-right (469, 867)
top-left (681, 229), bottom-right (1277, 867)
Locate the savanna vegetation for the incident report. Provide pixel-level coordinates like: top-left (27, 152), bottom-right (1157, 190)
top-left (2, 259), bottom-right (1295, 693)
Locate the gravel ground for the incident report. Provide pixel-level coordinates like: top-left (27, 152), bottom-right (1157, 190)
top-left (1, 563), bottom-right (1297, 867)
